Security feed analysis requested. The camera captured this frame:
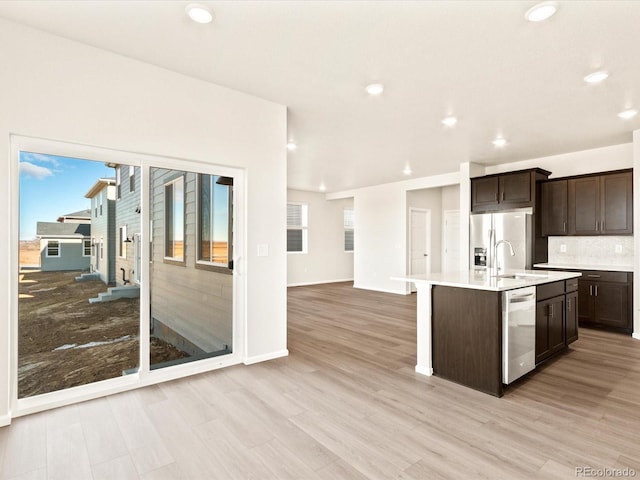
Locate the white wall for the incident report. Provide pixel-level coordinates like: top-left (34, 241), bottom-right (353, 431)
top-left (287, 189), bottom-right (354, 286)
top-left (0, 19), bottom-right (287, 421)
top-left (407, 188), bottom-right (443, 273)
top-left (442, 184), bottom-right (460, 211)
top-left (484, 143), bottom-right (633, 178)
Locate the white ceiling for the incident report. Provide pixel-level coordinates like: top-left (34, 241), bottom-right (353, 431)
top-left (1, 1), bottom-right (639, 193)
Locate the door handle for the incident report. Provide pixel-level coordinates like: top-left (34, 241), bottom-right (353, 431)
top-left (595, 220), bottom-right (599, 231)
top-left (501, 191), bottom-right (505, 201)
top-left (589, 285), bottom-right (593, 296)
top-left (595, 285), bottom-right (598, 296)
top-left (423, 254), bottom-right (428, 257)
top-left (563, 221), bottom-right (566, 233)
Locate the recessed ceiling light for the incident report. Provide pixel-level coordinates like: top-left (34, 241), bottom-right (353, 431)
top-left (584, 70), bottom-right (609, 84)
top-left (186, 4), bottom-right (213, 24)
top-left (618, 109), bottom-right (638, 120)
top-left (319, 183), bottom-right (326, 192)
top-left (442, 116), bottom-right (458, 127)
top-left (403, 166), bottom-right (412, 176)
top-left (286, 142), bottom-right (297, 151)
top-left (525, 1), bottom-right (558, 22)
top-left (365, 83), bottom-right (384, 96)
top-left (492, 137), bottom-right (508, 148)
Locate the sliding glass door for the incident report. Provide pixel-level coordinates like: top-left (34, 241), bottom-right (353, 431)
top-left (13, 136), bottom-right (242, 413)
top-left (149, 168), bottom-right (234, 369)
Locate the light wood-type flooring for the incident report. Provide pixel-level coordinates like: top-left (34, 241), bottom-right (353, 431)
top-left (1, 281), bottom-right (639, 479)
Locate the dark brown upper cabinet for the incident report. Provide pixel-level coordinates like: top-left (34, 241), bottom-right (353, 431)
top-left (541, 180), bottom-right (568, 235)
top-left (567, 170), bottom-right (633, 235)
top-left (471, 169), bottom-right (550, 213)
top-left (541, 169), bottom-right (632, 236)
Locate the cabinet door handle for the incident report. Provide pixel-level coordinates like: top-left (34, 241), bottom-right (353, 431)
top-left (595, 220), bottom-right (599, 231)
top-left (494, 192), bottom-right (498, 201)
top-left (587, 274), bottom-right (601, 278)
top-left (567, 298), bottom-right (571, 311)
top-left (589, 285), bottom-right (593, 296)
top-left (563, 221), bottom-right (566, 233)
top-left (501, 191), bottom-right (505, 201)
top-left (595, 285), bottom-right (598, 296)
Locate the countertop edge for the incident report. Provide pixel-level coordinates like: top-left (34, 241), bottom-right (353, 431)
top-left (534, 263), bottom-right (633, 273)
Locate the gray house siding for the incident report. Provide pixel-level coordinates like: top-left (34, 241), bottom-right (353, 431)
top-left (150, 168), bottom-right (232, 354)
top-left (88, 185), bottom-right (116, 285)
top-left (114, 165), bottom-right (141, 286)
top-left (39, 239), bottom-right (90, 272)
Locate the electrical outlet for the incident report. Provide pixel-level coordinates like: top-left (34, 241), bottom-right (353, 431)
top-left (615, 244), bottom-right (623, 254)
top-left (560, 244), bottom-right (567, 253)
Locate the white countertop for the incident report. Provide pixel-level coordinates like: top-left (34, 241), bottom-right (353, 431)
top-left (534, 263), bottom-right (633, 273)
top-left (393, 269), bottom-right (581, 292)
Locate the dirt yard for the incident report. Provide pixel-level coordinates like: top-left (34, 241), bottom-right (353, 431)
top-left (18, 270), bottom-right (188, 398)
top-left (19, 240), bottom-right (40, 266)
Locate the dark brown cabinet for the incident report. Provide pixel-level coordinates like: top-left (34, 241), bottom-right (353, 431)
top-left (541, 180), bottom-right (568, 235)
top-left (535, 280), bottom-right (570, 364)
top-left (600, 172), bottom-right (633, 234)
top-left (542, 169), bottom-right (633, 236)
top-left (565, 290), bottom-right (578, 345)
top-left (578, 270), bottom-right (632, 332)
top-left (471, 168), bottom-right (550, 213)
top-left (535, 295), bottom-right (565, 364)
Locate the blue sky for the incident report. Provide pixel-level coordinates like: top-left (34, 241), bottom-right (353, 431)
top-left (19, 152), bottom-right (113, 240)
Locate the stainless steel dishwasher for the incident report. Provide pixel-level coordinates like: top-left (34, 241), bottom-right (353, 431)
top-left (502, 286), bottom-right (536, 384)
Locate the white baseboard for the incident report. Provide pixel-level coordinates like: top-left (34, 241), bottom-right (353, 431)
top-left (244, 349), bottom-right (289, 365)
top-left (353, 283), bottom-right (410, 295)
top-left (0, 413), bottom-right (11, 427)
top-left (632, 332), bottom-right (640, 341)
top-left (287, 278), bottom-right (353, 287)
top-left (415, 365), bottom-right (433, 376)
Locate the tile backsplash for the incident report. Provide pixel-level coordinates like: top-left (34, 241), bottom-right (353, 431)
top-left (548, 236), bottom-right (634, 267)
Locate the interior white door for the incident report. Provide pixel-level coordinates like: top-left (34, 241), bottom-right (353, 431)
top-left (409, 209), bottom-right (431, 291)
top-left (443, 210), bottom-right (461, 272)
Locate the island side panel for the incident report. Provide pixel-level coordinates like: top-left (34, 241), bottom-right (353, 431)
top-left (431, 285), bottom-right (503, 397)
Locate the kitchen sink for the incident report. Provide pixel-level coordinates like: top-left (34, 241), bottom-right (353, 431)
top-left (493, 273), bottom-right (548, 280)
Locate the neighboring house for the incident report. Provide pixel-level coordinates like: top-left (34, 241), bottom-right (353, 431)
top-left (150, 167), bottom-right (233, 357)
top-left (36, 221), bottom-right (91, 272)
top-left (56, 209), bottom-right (91, 224)
top-left (112, 164), bottom-right (141, 287)
top-left (84, 178), bottom-right (116, 285)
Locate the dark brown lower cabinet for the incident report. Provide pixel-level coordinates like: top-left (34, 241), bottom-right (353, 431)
top-left (577, 271), bottom-right (632, 333)
top-left (535, 279), bottom-right (579, 365)
top-left (535, 295), bottom-right (565, 364)
top-left (565, 291), bottom-right (578, 344)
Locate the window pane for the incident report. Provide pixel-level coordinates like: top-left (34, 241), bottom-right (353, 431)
top-left (345, 230), bottom-right (354, 251)
top-left (344, 208), bottom-right (354, 228)
top-left (165, 177), bottom-right (184, 261)
top-left (212, 176), bottom-right (229, 264)
top-left (199, 175), bottom-right (212, 262)
top-left (287, 230), bottom-right (303, 252)
top-left (287, 204), bottom-right (303, 227)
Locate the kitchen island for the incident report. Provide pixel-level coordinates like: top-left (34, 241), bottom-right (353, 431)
top-left (394, 269), bottom-right (581, 396)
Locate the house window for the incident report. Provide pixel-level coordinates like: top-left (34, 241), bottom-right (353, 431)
top-left (164, 176), bottom-right (185, 262)
top-left (197, 174), bottom-right (233, 269)
top-left (83, 239), bottom-right (91, 257)
top-left (46, 240), bottom-right (60, 257)
top-left (129, 165), bottom-right (135, 193)
top-left (287, 203), bottom-right (308, 253)
top-left (99, 191), bottom-right (103, 216)
top-left (119, 225), bottom-right (127, 258)
top-left (100, 239), bottom-right (104, 259)
top-left (344, 207), bottom-right (354, 252)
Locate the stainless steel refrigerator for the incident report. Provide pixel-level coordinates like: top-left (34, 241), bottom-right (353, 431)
top-left (470, 208), bottom-right (533, 272)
